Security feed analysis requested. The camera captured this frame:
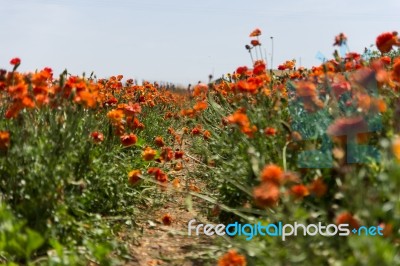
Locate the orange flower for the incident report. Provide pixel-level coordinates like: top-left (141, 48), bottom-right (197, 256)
top-left (90, 131), bottom-right (104, 143)
top-left (107, 109), bottom-right (124, 124)
top-left (154, 136), bottom-right (165, 147)
top-left (193, 83), bottom-right (208, 97)
top-left (335, 212), bottom-right (360, 229)
top-left (218, 250), bottom-right (246, 266)
top-left (308, 178), bottom-right (327, 197)
top-left (172, 178), bottom-right (181, 188)
top-left (226, 109), bottom-right (250, 128)
top-left (127, 170), bottom-right (141, 186)
top-left (203, 130), bottom-right (211, 140)
top-left (142, 146), bottom-right (157, 161)
top-left (290, 184), bottom-right (310, 199)
top-left (392, 136), bottom-right (400, 161)
top-left (249, 28), bottom-right (261, 37)
top-left (236, 80), bottom-right (258, 94)
top-left (162, 214), bottom-right (173, 225)
top-left (253, 182), bottom-right (280, 208)
top-left (193, 101), bottom-right (208, 111)
top-left (0, 131), bottom-right (10, 150)
top-left (120, 133), bottom-right (138, 146)
top-left (260, 164), bottom-right (283, 184)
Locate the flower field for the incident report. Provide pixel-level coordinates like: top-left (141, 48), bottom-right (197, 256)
top-left (1, 29), bottom-right (400, 265)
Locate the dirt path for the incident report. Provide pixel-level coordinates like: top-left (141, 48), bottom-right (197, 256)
top-left (126, 187), bottom-right (212, 265)
top-left (123, 138), bottom-right (216, 265)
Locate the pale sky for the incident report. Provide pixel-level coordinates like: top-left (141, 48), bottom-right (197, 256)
top-left (1, 0), bottom-right (399, 84)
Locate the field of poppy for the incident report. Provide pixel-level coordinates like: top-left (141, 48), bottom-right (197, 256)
top-left (1, 29), bottom-right (400, 265)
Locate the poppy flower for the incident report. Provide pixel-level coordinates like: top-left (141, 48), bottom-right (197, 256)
top-left (193, 101), bottom-right (208, 111)
top-left (174, 150), bottom-right (184, 159)
top-left (0, 131), bottom-right (10, 150)
top-left (253, 62), bottom-right (266, 75)
top-left (335, 211), bottom-right (360, 229)
top-left (333, 33), bottom-right (347, 46)
top-left (142, 146), bottom-right (157, 161)
top-left (380, 56), bottom-right (391, 65)
top-left (203, 130), bottom-right (211, 140)
top-left (90, 131), bottom-right (104, 143)
top-left (161, 147), bottom-right (174, 161)
top-left (253, 182), bottom-right (280, 208)
top-left (147, 167), bottom-right (168, 183)
top-left (127, 170), bottom-right (141, 186)
top-left (260, 164), bottom-right (283, 184)
top-left (218, 250), bottom-right (247, 266)
top-left (290, 184), bottom-right (309, 199)
top-left (123, 102), bottom-right (141, 116)
top-left (10, 57), bottom-right (21, 66)
top-left (191, 126), bottom-right (202, 135)
top-left (264, 127), bottom-right (277, 136)
top-left (392, 136), bottom-right (400, 161)
top-left (249, 28), bottom-right (261, 37)
top-left (120, 133), bottom-right (138, 146)
top-left (236, 66), bottom-right (248, 75)
top-left (251, 39), bottom-right (260, 46)
top-left (154, 136), bottom-right (165, 147)
top-left (107, 109), bottom-right (124, 123)
top-left (308, 178), bottom-right (327, 197)
top-left (376, 31), bottom-right (400, 53)
top-left (391, 58), bottom-right (400, 82)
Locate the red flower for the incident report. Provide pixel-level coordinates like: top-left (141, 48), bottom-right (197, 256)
top-left (253, 62), bottom-right (266, 75)
top-left (161, 147), bottom-right (174, 161)
top-left (236, 66), bottom-right (248, 75)
top-left (290, 184), bottom-right (310, 199)
top-left (174, 150), bottom-right (184, 159)
top-left (251, 40), bottom-right (260, 46)
top-left (10, 58), bottom-right (21, 66)
top-left (308, 178), bottom-right (327, 197)
top-left (376, 31), bottom-right (400, 53)
top-left (335, 212), bottom-right (360, 229)
top-left (264, 127), bottom-right (277, 136)
top-left (120, 133), bottom-right (138, 146)
top-left (154, 136), bottom-right (165, 147)
top-left (90, 131), bottom-right (104, 143)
